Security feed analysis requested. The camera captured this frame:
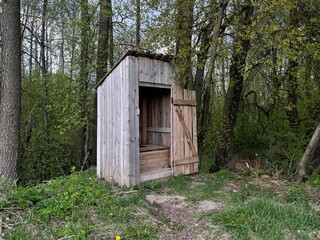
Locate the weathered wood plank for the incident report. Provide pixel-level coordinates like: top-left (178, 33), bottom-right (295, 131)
top-left (133, 56), bottom-right (140, 185)
top-left (175, 107), bottom-right (197, 157)
top-left (137, 57), bottom-right (174, 86)
top-left (172, 99), bottom-right (197, 106)
top-left (140, 145), bottom-right (170, 152)
top-left (147, 127), bottom-right (171, 133)
top-left (172, 87), bottom-right (199, 176)
top-left (140, 149), bottom-right (170, 159)
top-left (140, 168), bottom-right (172, 182)
top-left (184, 89), bottom-right (191, 174)
top-left (173, 87), bottom-right (185, 175)
top-left (96, 86), bottom-right (102, 178)
top-left (175, 157), bottom-right (199, 166)
top-left (142, 95), bottom-right (147, 144)
top-left (140, 157), bottom-right (170, 171)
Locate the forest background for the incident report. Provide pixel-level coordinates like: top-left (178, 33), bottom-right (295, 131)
top-left (1, 0), bottom-right (320, 185)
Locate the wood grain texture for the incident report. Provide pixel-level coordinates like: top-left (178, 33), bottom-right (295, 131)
top-left (97, 54), bottom-right (177, 186)
top-left (172, 87), bottom-right (199, 176)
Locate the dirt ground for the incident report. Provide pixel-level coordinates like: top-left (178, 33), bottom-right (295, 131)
top-left (143, 194), bottom-right (231, 240)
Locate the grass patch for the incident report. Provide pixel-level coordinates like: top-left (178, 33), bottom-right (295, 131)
top-left (0, 169), bottom-right (144, 239)
top-left (123, 221), bottom-right (158, 239)
top-left (1, 169), bottom-right (319, 239)
top-left (212, 197), bottom-right (320, 240)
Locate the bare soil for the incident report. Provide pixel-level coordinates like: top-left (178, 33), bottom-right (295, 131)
top-left (144, 194), bottom-right (230, 240)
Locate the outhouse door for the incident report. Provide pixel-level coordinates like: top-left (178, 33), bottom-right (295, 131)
top-left (172, 87), bottom-right (199, 175)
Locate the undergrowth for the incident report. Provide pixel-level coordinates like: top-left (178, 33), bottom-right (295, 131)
top-left (1, 168), bottom-right (319, 239)
top-left (0, 169), bottom-right (148, 239)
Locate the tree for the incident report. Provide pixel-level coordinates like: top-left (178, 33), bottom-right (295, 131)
top-left (78, 0), bottom-right (91, 168)
top-left (297, 123), bottom-right (320, 181)
top-left (210, 0), bottom-right (254, 171)
top-left (175, 0), bottom-right (195, 88)
top-left (135, 0), bottom-right (141, 48)
top-left (0, 0), bottom-right (21, 180)
top-left (286, 2), bottom-right (300, 131)
top-left (96, 0), bottom-right (112, 82)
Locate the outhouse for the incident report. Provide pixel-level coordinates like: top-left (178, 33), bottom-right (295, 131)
top-left (96, 50), bottom-right (199, 186)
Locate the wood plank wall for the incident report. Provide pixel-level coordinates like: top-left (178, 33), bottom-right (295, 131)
top-left (138, 57), bottom-right (174, 85)
top-left (97, 56), bottom-right (139, 186)
top-left (97, 55), bottom-right (174, 186)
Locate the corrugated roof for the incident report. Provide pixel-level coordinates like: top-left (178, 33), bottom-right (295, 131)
top-left (95, 50), bottom-right (175, 88)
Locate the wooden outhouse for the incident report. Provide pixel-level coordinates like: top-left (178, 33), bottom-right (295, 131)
top-left (96, 50), bottom-right (199, 186)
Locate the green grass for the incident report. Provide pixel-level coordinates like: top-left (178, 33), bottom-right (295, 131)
top-left (1, 169), bottom-right (320, 239)
top-left (212, 189), bottom-right (320, 240)
top-left (0, 170), bottom-right (145, 239)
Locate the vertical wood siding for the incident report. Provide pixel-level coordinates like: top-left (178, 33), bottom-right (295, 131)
top-left (138, 57), bottom-right (174, 86)
top-left (97, 55), bottom-right (175, 186)
top-left (172, 87), bottom-right (199, 175)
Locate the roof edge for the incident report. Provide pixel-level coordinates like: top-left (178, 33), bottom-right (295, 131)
top-left (94, 50), bottom-right (175, 89)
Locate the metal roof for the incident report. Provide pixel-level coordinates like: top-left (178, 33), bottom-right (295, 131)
top-left (95, 50), bottom-right (175, 88)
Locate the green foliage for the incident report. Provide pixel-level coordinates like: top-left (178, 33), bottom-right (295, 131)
top-left (2, 170), bottom-right (110, 239)
top-left (215, 169), bottom-right (235, 181)
top-left (307, 174), bottom-right (320, 188)
top-left (20, 72), bottom-right (84, 184)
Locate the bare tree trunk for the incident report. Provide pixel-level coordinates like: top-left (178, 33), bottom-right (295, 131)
top-left (0, 0), bottom-right (21, 180)
top-left (175, 0), bottom-right (195, 89)
top-left (78, 0), bottom-right (90, 168)
top-left (297, 123), bottom-right (320, 181)
top-left (196, 0), bottom-right (228, 145)
top-left (96, 0), bottom-right (112, 81)
top-left (210, 0), bottom-right (254, 172)
top-left (40, 0), bottom-right (49, 141)
top-left (109, 20), bottom-right (114, 66)
top-left (286, 5), bottom-right (299, 131)
top-left (135, 0), bottom-right (141, 48)
top-left (93, 0), bottom-right (112, 166)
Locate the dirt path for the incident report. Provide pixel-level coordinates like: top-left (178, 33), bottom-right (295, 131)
top-left (144, 194), bottom-right (231, 240)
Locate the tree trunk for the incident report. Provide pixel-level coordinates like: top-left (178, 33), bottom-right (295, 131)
top-left (93, 0), bottom-right (112, 166)
top-left (210, 0), bottom-right (254, 171)
top-left (195, 0), bottom-right (228, 145)
top-left (0, 0), bottom-right (21, 180)
top-left (135, 0), bottom-right (141, 48)
top-left (78, 0), bottom-right (90, 168)
top-left (40, 0), bottom-right (49, 141)
top-left (297, 123), bottom-right (320, 181)
top-left (96, 0), bottom-right (112, 82)
top-left (175, 0), bottom-right (195, 89)
top-left (286, 5), bottom-right (299, 131)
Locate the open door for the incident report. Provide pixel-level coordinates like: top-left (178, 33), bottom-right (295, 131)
top-left (172, 87), bottom-right (199, 175)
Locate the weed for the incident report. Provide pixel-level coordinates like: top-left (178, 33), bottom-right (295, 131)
top-left (166, 175), bottom-right (191, 194)
top-left (142, 181), bottom-right (162, 191)
top-left (4, 225), bottom-right (32, 240)
top-left (307, 174), bottom-right (320, 188)
top-left (284, 183), bottom-right (310, 204)
top-left (215, 169), bottom-right (235, 181)
top-left (123, 222), bottom-right (158, 239)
